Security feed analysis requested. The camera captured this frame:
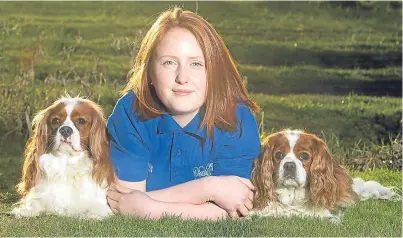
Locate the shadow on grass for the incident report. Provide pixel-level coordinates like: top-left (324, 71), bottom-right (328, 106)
top-left (231, 43), bottom-right (402, 70)
top-left (248, 77), bottom-right (402, 97)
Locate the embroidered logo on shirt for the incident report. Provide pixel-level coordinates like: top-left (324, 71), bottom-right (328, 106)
top-left (193, 162), bottom-right (213, 178)
top-left (148, 163), bottom-right (153, 173)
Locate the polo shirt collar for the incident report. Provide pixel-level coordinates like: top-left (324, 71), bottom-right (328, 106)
top-left (157, 112), bottom-right (205, 138)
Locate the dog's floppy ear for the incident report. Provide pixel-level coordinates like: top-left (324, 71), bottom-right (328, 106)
top-left (88, 101), bottom-right (115, 186)
top-left (310, 137), bottom-right (359, 210)
top-left (17, 107), bottom-right (51, 197)
top-left (252, 134), bottom-right (278, 209)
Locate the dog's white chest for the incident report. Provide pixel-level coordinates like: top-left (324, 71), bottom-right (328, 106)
top-left (276, 187), bottom-right (308, 206)
top-left (250, 187), bottom-right (338, 222)
top-left (12, 152), bottom-right (112, 219)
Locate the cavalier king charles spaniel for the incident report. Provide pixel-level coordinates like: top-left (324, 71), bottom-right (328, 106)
top-left (250, 129), bottom-right (359, 221)
top-left (11, 96), bottom-right (115, 219)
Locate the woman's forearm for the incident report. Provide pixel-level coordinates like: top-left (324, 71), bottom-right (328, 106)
top-left (145, 176), bottom-right (214, 204)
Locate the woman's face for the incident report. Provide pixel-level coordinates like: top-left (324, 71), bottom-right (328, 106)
top-left (150, 27), bottom-right (207, 126)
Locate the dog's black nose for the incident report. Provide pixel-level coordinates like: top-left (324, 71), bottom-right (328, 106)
top-left (283, 162), bottom-right (296, 172)
top-left (59, 126), bottom-right (73, 138)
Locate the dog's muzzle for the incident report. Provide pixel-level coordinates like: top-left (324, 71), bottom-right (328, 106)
top-left (59, 126), bottom-right (73, 139)
top-left (283, 161), bottom-right (296, 178)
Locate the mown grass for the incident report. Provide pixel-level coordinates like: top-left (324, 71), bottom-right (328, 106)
top-left (1, 164), bottom-right (401, 237)
top-left (0, 200), bottom-right (401, 237)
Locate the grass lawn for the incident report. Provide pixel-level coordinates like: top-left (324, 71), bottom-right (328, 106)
top-left (0, 159), bottom-right (401, 237)
top-left (0, 200), bottom-right (401, 237)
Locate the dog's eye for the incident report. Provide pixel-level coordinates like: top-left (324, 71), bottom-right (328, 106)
top-left (299, 152), bottom-right (310, 161)
top-left (275, 151), bottom-right (284, 160)
top-left (76, 118), bottom-right (86, 125)
top-left (51, 118), bottom-right (60, 125)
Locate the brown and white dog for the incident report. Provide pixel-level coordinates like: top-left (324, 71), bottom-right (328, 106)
top-left (11, 96), bottom-right (115, 219)
top-left (250, 129), bottom-right (359, 221)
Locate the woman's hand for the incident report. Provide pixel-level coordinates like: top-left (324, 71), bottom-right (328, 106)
top-left (106, 184), bottom-right (161, 219)
top-left (206, 176), bottom-right (255, 218)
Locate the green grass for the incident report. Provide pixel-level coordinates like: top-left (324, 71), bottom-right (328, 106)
top-left (1, 163), bottom-right (401, 236)
top-left (242, 65), bottom-right (401, 96)
top-left (253, 93), bottom-right (401, 146)
top-left (350, 168), bottom-right (402, 188)
top-left (0, 2), bottom-right (401, 84)
top-left (1, 137), bottom-right (401, 236)
top-left (0, 201), bottom-right (401, 237)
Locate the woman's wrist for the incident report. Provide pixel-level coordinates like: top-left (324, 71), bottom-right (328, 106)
top-left (121, 191), bottom-right (164, 219)
top-left (143, 199), bottom-right (166, 220)
top-left (146, 199), bottom-right (164, 219)
top-left (202, 201), bottom-right (228, 220)
top-left (203, 176), bottom-right (217, 202)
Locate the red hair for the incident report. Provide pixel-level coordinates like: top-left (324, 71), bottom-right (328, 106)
top-left (123, 7), bottom-right (259, 138)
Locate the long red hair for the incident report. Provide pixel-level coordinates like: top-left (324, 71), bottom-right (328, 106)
top-left (122, 7), bottom-right (259, 138)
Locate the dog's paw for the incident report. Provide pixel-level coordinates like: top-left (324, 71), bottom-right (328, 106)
top-left (11, 206), bottom-right (41, 218)
top-left (84, 205), bottom-right (113, 220)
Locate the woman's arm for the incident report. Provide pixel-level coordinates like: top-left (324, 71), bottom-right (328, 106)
top-left (110, 176), bottom-right (254, 218)
top-left (107, 185), bottom-right (227, 220)
top-left (146, 177), bottom-right (213, 204)
top-left (146, 176), bottom-right (255, 218)
top-left (114, 177), bottom-right (211, 204)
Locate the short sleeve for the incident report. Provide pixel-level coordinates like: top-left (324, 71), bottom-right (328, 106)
top-left (212, 105), bottom-right (261, 179)
top-left (107, 92), bottom-right (150, 182)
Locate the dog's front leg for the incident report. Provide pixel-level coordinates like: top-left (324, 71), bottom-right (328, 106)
top-left (83, 202), bottom-right (113, 220)
top-left (11, 195), bottom-right (45, 218)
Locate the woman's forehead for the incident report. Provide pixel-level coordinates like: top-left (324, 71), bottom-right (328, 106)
top-left (154, 27), bottom-right (204, 58)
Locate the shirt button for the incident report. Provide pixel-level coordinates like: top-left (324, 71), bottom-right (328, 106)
top-left (178, 131), bottom-right (184, 136)
top-left (176, 149), bottom-right (181, 156)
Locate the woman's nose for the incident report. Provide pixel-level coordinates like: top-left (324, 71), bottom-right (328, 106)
top-left (175, 65), bottom-right (189, 84)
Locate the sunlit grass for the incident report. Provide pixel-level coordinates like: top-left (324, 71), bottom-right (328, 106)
top-left (1, 163), bottom-right (401, 236)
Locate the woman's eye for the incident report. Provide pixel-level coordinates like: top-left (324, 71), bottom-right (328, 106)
top-left (299, 152), bottom-right (310, 161)
top-left (275, 151), bottom-right (284, 160)
top-left (51, 118), bottom-right (60, 125)
top-left (191, 62), bottom-right (203, 67)
top-left (76, 118), bottom-right (86, 125)
top-left (162, 60), bottom-right (176, 66)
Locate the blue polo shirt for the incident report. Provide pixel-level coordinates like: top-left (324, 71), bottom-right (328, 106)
top-left (107, 91), bottom-right (260, 192)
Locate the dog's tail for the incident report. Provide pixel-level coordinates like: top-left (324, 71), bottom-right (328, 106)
top-left (352, 178), bottom-right (401, 201)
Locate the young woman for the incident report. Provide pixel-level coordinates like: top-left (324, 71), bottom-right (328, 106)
top-left (106, 7), bottom-right (261, 220)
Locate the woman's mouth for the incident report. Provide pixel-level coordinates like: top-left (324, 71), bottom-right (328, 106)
top-left (173, 89), bottom-right (193, 96)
